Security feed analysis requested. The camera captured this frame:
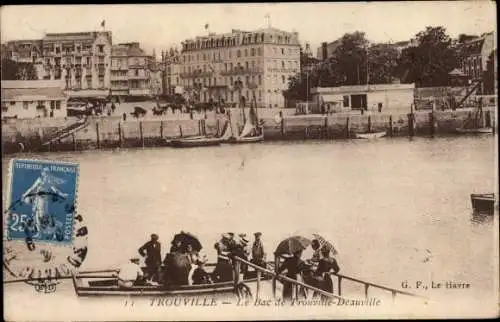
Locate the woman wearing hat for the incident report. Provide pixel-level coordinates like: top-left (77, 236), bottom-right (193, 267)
top-left (312, 246), bottom-right (340, 296)
top-left (277, 250), bottom-right (309, 301)
top-left (211, 233), bottom-right (234, 283)
top-left (117, 257), bottom-right (144, 288)
top-left (191, 255), bottom-right (212, 285)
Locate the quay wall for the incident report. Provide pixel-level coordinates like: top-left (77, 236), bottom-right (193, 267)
top-left (1, 107), bottom-right (496, 154)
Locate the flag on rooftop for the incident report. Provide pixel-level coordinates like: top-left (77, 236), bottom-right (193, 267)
top-left (101, 20), bottom-right (106, 28)
top-left (204, 23), bottom-right (209, 30)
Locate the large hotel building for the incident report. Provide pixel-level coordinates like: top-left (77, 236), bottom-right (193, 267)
top-left (178, 27), bottom-right (301, 108)
top-left (4, 31), bottom-right (156, 99)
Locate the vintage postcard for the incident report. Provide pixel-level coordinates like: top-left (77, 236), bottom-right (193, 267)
top-left (2, 2), bottom-right (498, 320)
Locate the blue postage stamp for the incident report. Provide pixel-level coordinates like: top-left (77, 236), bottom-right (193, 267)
top-left (6, 159), bottom-right (79, 245)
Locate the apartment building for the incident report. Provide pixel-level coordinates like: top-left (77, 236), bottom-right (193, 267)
top-left (179, 27), bottom-right (301, 108)
top-left (458, 32), bottom-right (495, 82)
top-left (4, 31), bottom-right (113, 98)
top-left (110, 42), bottom-right (154, 99)
top-left (161, 47), bottom-right (183, 95)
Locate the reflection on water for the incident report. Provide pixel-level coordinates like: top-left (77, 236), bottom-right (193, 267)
top-left (2, 135), bottom-right (498, 305)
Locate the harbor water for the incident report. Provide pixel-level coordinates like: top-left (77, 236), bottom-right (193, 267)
top-left (3, 135), bottom-right (498, 319)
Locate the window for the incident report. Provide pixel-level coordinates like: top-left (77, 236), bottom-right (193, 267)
top-left (245, 61), bottom-right (249, 70)
top-left (282, 61), bottom-right (285, 68)
top-left (244, 49), bottom-right (248, 57)
top-left (135, 69), bottom-right (139, 76)
top-left (282, 75), bottom-right (285, 84)
top-left (86, 57), bottom-right (91, 65)
top-left (257, 48), bottom-right (261, 56)
top-left (343, 95), bottom-right (350, 107)
top-left (258, 75), bottom-right (262, 85)
top-left (245, 76), bottom-right (249, 85)
top-left (281, 48), bottom-right (285, 55)
top-left (23, 101), bottom-right (29, 109)
top-left (251, 48), bottom-right (255, 56)
top-left (237, 50), bottom-right (241, 58)
top-left (50, 101), bottom-right (55, 109)
top-left (55, 46), bottom-right (60, 54)
top-left (55, 101), bottom-right (61, 110)
top-left (224, 63), bottom-right (228, 71)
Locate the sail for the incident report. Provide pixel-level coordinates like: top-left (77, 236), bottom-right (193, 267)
top-left (239, 101), bottom-right (259, 138)
top-left (219, 120), bottom-right (233, 140)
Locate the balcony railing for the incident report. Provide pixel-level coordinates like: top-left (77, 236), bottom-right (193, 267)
top-left (267, 67), bottom-right (299, 73)
top-left (128, 74), bottom-right (148, 80)
top-left (220, 67), bottom-right (263, 76)
top-left (179, 70), bottom-right (214, 79)
top-left (110, 65), bottom-right (128, 71)
top-left (129, 88), bottom-right (151, 96)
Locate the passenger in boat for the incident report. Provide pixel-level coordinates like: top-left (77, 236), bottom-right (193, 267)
top-left (310, 239), bottom-right (321, 263)
top-left (277, 250), bottom-right (309, 300)
top-left (311, 246), bottom-right (340, 295)
top-left (251, 232), bottom-right (267, 268)
top-left (211, 233), bottom-right (234, 283)
top-left (117, 257), bottom-right (144, 288)
top-left (191, 256), bottom-right (212, 285)
top-left (231, 234), bottom-right (250, 275)
top-left (138, 234), bottom-right (162, 283)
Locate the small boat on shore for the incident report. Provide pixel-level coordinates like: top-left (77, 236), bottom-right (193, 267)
top-left (166, 136), bottom-right (224, 148)
top-left (471, 193), bottom-right (495, 214)
top-left (455, 127), bottom-right (493, 134)
top-left (354, 131), bottom-right (387, 139)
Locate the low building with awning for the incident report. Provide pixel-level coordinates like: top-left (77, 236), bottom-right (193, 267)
top-left (1, 80), bottom-right (68, 119)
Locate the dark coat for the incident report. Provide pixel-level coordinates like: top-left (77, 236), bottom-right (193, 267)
top-left (138, 240), bottom-right (162, 267)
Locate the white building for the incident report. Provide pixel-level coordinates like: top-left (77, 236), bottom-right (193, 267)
top-left (179, 27), bottom-right (301, 108)
top-left (311, 83), bottom-right (415, 113)
top-left (1, 80), bottom-right (68, 119)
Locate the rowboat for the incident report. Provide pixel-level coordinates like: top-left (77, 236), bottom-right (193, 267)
top-left (165, 136), bottom-right (224, 148)
top-left (226, 132), bottom-right (264, 144)
top-left (455, 127), bottom-right (493, 134)
top-left (223, 96), bottom-right (264, 144)
top-left (471, 193), bottom-right (495, 214)
top-left (354, 131), bottom-right (387, 139)
top-left (72, 266), bottom-right (272, 297)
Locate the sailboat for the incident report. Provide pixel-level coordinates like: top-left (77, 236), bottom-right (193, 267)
top-left (224, 97), bottom-right (264, 144)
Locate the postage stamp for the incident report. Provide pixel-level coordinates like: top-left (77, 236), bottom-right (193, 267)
top-left (5, 159), bottom-right (78, 244)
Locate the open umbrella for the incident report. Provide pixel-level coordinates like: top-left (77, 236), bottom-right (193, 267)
top-left (274, 236), bottom-right (312, 256)
top-left (312, 233), bottom-right (338, 255)
top-left (172, 231), bottom-right (202, 252)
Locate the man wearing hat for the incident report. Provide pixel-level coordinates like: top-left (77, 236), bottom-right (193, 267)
top-left (117, 257), bottom-right (144, 288)
top-left (138, 233), bottom-right (162, 282)
top-left (251, 232), bottom-right (267, 269)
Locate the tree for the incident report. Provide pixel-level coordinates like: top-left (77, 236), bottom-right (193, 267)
top-left (1, 59), bottom-right (38, 80)
top-left (333, 31), bottom-right (370, 85)
top-left (367, 44), bottom-right (399, 84)
top-left (397, 26), bottom-right (458, 87)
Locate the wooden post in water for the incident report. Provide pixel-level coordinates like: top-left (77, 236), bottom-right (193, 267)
top-left (345, 117), bottom-right (350, 138)
top-left (407, 113), bottom-right (415, 137)
top-left (139, 121), bottom-right (144, 147)
top-left (324, 116), bottom-right (328, 139)
top-left (305, 126), bottom-right (309, 139)
top-left (160, 121), bottom-right (164, 139)
top-left (95, 122), bottom-right (100, 149)
top-left (388, 115), bottom-right (393, 137)
top-left (367, 115), bottom-right (372, 133)
top-left (198, 120), bottom-right (202, 136)
top-left (429, 111), bottom-right (436, 136)
top-left (178, 125), bottom-right (183, 138)
top-left (118, 122), bottom-right (123, 148)
top-left (203, 119), bottom-right (207, 136)
top-left (216, 119), bottom-right (220, 137)
top-left (72, 133), bottom-right (76, 151)
top-left (337, 275), bottom-right (342, 296)
top-left (272, 255), bottom-right (279, 300)
top-left (256, 269), bottom-right (261, 301)
top-left (280, 112), bottom-right (285, 137)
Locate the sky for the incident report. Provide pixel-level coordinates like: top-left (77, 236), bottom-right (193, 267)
top-left (1, 2), bottom-right (496, 58)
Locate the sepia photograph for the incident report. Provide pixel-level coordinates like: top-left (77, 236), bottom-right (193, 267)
top-left (1, 2), bottom-right (498, 320)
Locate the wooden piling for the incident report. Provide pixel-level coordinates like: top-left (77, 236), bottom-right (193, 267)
top-left (160, 121), bottom-right (164, 139)
top-left (324, 116), bottom-right (329, 139)
top-left (118, 122), bottom-right (123, 148)
top-left (305, 126), bottom-right (309, 139)
top-left (198, 120), bottom-right (202, 136)
top-left (178, 125), bottom-right (183, 138)
top-left (139, 121), bottom-right (144, 147)
top-left (95, 122), bottom-right (100, 149)
top-left (429, 111), bottom-right (436, 136)
top-left (202, 119), bottom-right (207, 135)
top-left (216, 119), bottom-right (220, 137)
top-left (407, 113), bottom-right (415, 137)
top-left (72, 133), bottom-right (76, 151)
top-left (280, 118), bottom-right (285, 137)
top-left (256, 270), bottom-right (261, 301)
top-left (388, 115), bottom-right (393, 137)
top-left (345, 117), bottom-right (350, 138)
top-left (367, 115), bottom-right (372, 133)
